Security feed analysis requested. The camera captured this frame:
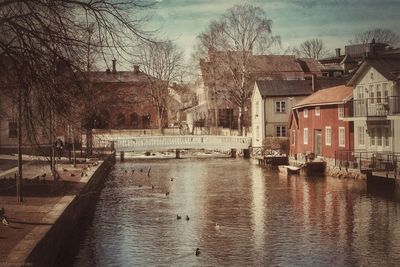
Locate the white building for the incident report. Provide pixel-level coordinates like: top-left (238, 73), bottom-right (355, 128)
top-left (345, 58), bottom-right (400, 154)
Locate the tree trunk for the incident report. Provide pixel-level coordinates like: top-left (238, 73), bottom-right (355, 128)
top-left (214, 86), bottom-right (219, 127)
top-left (238, 106), bottom-right (243, 136)
top-left (17, 87), bottom-right (23, 202)
top-left (157, 112), bottom-right (164, 134)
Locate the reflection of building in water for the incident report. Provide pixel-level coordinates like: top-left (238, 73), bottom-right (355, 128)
top-left (250, 166), bottom-right (266, 250)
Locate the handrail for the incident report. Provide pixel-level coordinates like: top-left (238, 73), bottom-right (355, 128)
top-left (92, 135), bottom-right (252, 152)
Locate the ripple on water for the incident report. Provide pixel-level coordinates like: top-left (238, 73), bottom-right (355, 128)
top-left (72, 158), bottom-right (400, 266)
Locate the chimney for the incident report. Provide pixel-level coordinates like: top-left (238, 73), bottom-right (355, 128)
top-left (133, 65), bottom-right (139, 74)
top-left (311, 74), bottom-right (316, 92)
top-left (335, 48), bottom-right (341, 57)
top-left (112, 59), bottom-right (116, 73)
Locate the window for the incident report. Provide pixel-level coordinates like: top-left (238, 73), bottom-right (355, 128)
top-left (377, 128), bottom-right (382, 146)
top-left (358, 126), bottom-right (364, 146)
top-left (325, 126), bottom-right (331, 146)
top-left (384, 128), bottom-right (390, 147)
top-left (315, 106), bottom-right (320, 116)
top-left (304, 108), bottom-right (308, 118)
top-left (291, 130), bottom-right (295, 145)
top-left (130, 113), bottom-right (138, 128)
top-left (376, 84), bottom-right (382, 103)
top-left (255, 101), bottom-right (259, 117)
top-left (357, 86), bottom-right (364, 100)
top-left (370, 128), bottom-right (375, 146)
top-left (369, 85), bottom-right (374, 104)
top-left (383, 83), bottom-right (389, 103)
top-left (339, 127), bottom-right (345, 147)
top-left (275, 101), bottom-right (286, 113)
top-left (276, 126), bottom-right (286, 137)
top-left (338, 105), bottom-right (344, 119)
top-left (303, 128), bottom-right (308, 145)
top-left (142, 113), bottom-right (151, 128)
top-left (8, 121), bottom-right (17, 138)
top-left (116, 113), bottom-right (125, 128)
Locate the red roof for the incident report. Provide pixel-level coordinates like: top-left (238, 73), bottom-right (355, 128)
top-left (294, 85), bottom-right (352, 108)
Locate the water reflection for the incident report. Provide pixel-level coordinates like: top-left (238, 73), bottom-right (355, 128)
top-left (72, 158), bottom-right (400, 266)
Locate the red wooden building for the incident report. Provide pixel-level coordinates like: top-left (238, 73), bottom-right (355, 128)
top-left (288, 85), bottom-right (354, 163)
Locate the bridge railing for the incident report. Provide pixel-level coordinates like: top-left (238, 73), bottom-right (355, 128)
top-left (93, 135), bottom-right (252, 151)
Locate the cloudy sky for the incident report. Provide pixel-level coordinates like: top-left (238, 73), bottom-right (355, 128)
top-left (146, 0), bottom-right (400, 59)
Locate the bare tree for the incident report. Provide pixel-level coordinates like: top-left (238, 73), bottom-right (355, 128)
top-left (195, 4), bottom-right (280, 135)
top-left (351, 28), bottom-right (400, 45)
top-left (136, 40), bottom-right (184, 132)
top-left (292, 38), bottom-right (329, 60)
top-left (0, 0), bottom-right (155, 201)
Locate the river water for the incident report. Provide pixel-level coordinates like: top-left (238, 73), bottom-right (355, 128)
top-left (72, 158), bottom-right (400, 266)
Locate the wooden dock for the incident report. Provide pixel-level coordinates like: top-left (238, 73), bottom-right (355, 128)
top-left (257, 156), bottom-right (288, 167)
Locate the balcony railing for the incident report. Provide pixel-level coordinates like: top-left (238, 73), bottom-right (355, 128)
top-left (345, 96), bottom-right (400, 118)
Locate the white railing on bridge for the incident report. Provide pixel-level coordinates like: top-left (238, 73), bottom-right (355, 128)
top-left (93, 135), bottom-right (252, 152)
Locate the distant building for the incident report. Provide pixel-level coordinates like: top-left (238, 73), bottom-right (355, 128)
top-left (187, 50), bottom-right (325, 134)
top-left (319, 40), bottom-right (400, 78)
top-left (288, 85), bottom-right (353, 163)
top-left (85, 62), bottom-right (167, 130)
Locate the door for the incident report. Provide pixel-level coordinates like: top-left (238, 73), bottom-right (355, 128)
top-left (314, 129), bottom-right (322, 156)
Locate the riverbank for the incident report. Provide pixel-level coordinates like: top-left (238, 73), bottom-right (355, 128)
top-left (0, 154), bottom-right (114, 266)
top-left (118, 150), bottom-right (232, 159)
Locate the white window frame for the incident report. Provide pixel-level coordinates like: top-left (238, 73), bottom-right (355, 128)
top-left (315, 106), bottom-right (320, 116)
top-left (376, 84), bottom-right (382, 104)
top-left (377, 127), bottom-right (383, 146)
top-left (325, 126), bottom-right (331, 146)
top-left (384, 128), bottom-right (390, 147)
top-left (339, 127), bottom-right (345, 147)
top-left (338, 104), bottom-right (344, 119)
top-left (357, 85), bottom-right (363, 100)
top-left (370, 128), bottom-right (375, 146)
top-left (304, 108), bottom-right (308, 118)
top-left (276, 125), bottom-right (286, 137)
top-left (303, 128), bottom-right (308, 145)
top-left (275, 101), bottom-right (286, 113)
top-left (358, 126), bottom-right (365, 146)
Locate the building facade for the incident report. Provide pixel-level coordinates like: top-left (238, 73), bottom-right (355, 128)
top-left (252, 79), bottom-right (347, 148)
top-left (289, 85), bottom-right (354, 163)
top-left (345, 58), bottom-right (400, 155)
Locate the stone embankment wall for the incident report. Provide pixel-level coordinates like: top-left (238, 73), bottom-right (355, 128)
top-left (327, 166), bottom-right (365, 180)
top-left (289, 156), bottom-right (367, 180)
top-left (25, 154), bottom-right (115, 266)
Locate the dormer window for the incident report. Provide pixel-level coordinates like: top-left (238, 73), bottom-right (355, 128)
top-left (315, 107), bottom-right (320, 116)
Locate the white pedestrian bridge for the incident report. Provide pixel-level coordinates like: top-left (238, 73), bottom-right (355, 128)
top-left (93, 135), bottom-right (252, 152)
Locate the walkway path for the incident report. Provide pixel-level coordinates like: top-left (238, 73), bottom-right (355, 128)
top-left (0, 154), bottom-right (103, 266)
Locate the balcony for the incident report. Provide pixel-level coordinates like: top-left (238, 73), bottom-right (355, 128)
top-left (345, 96), bottom-right (400, 118)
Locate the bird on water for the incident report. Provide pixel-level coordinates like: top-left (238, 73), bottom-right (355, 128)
top-left (195, 248), bottom-right (201, 256)
top-left (177, 215), bottom-right (181, 220)
top-left (186, 215), bottom-right (190, 221)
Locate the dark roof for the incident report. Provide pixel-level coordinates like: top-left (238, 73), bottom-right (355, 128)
top-left (340, 54), bottom-right (356, 64)
top-left (294, 85), bottom-right (352, 108)
top-left (297, 58), bottom-right (324, 74)
top-left (88, 70), bottom-right (155, 83)
top-left (255, 80), bottom-right (313, 97)
top-left (255, 78), bottom-right (348, 98)
top-left (348, 58), bottom-right (400, 85)
top-left (199, 51), bottom-right (323, 88)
